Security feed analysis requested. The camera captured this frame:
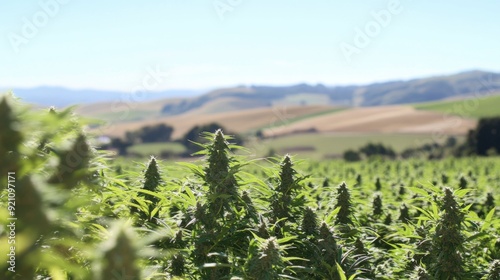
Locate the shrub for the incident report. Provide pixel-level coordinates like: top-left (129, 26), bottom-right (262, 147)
top-left (126, 123), bottom-right (174, 143)
top-left (343, 149), bottom-right (361, 162)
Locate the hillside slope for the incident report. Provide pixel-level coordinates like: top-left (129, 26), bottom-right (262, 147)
top-left (157, 70), bottom-right (500, 115)
top-left (262, 106), bottom-right (476, 137)
top-left (414, 94), bottom-right (500, 118)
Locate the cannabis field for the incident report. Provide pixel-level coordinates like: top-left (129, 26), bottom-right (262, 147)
top-left (1, 96), bottom-right (499, 280)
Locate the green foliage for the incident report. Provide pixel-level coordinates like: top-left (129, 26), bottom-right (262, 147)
top-left (487, 260), bottom-right (500, 280)
top-left (375, 176), bottom-right (382, 191)
top-left (316, 222), bottom-right (342, 279)
top-left (343, 149), bottom-right (361, 162)
top-left (399, 204), bottom-right (410, 223)
top-left (1, 96), bottom-right (499, 279)
top-left (143, 157), bottom-right (162, 193)
top-left (459, 174), bottom-right (468, 189)
top-left (132, 156), bottom-right (163, 222)
top-left (429, 188), bottom-right (466, 279)
top-left (270, 155), bottom-right (305, 237)
top-left (246, 237), bottom-right (284, 280)
top-left (334, 182), bottom-right (352, 225)
top-left (204, 129), bottom-right (240, 220)
top-left (301, 207), bottom-right (318, 236)
top-left (355, 173), bottom-right (362, 186)
top-left (0, 97), bottom-right (22, 181)
top-left (96, 222), bottom-right (141, 280)
top-left (466, 117), bottom-right (500, 155)
top-left (359, 142), bottom-right (396, 159)
top-left (48, 133), bottom-right (95, 187)
top-left (372, 193), bottom-right (384, 217)
top-left (412, 266), bottom-right (431, 280)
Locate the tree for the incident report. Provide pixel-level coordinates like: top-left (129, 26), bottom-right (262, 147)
top-left (445, 136), bottom-right (457, 148)
top-left (469, 117), bottom-right (500, 156)
top-left (108, 137), bottom-right (132, 156)
top-left (181, 123), bottom-right (243, 154)
top-left (359, 143), bottom-right (396, 159)
top-left (343, 149), bottom-right (361, 162)
top-left (131, 123), bottom-right (174, 143)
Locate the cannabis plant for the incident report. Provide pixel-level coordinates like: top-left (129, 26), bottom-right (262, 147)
top-left (429, 188), bottom-right (466, 279)
top-left (96, 222), bottom-right (141, 280)
top-left (334, 182), bottom-right (353, 225)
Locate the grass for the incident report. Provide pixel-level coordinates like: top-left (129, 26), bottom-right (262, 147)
top-left (126, 132), bottom-right (463, 160)
top-left (246, 133), bottom-right (463, 159)
top-left (414, 94), bottom-right (500, 118)
top-left (127, 142), bottom-right (187, 157)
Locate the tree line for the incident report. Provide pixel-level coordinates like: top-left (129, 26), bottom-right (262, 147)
top-left (343, 117), bottom-right (500, 161)
top-left (105, 116), bottom-right (500, 160)
top-left (104, 122), bottom-right (243, 156)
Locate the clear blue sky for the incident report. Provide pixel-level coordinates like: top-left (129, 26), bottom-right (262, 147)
top-left (1, 0), bottom-right (499, 91)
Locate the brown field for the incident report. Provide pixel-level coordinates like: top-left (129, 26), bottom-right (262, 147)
top-left (98, 105), bottom-right (335, 139)
top-left (262, 105), bottom-right (476, 137)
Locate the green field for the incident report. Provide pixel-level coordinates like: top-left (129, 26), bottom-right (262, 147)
top-left (414, 94), bottom-right (500, 118)
top-left (127, 142), bottom-right (187, 157)
top-left (250, 133), bottom-right (460, 159)
top-left (125, 132), bottom-right (450, 160)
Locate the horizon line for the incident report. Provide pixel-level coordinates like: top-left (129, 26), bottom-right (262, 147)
top-left (1, 68), bottom-right (497, 93)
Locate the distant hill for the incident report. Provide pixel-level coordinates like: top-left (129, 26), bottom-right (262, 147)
top-left (2, 86), bottom-right (204, 107)
top-left (4, 70), bottom-right (500, 115)
top-left (354, 70), bottom-right (500, 106)
top-left (160, 84), bottom-right (354, 116)
top-left (159, 70), bottom-right (500, 115)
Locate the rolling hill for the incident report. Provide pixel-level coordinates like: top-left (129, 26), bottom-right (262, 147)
top-left (414, 94), bottom-right (500, 118)
top-left (260, 105), bottom-right (476, 137)
top-left (7, 70), bottom-right (495, 159)
top-left (77, 71), bottom-right (492, 145)
top-left (155, 70), bottom-right (500, 116)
